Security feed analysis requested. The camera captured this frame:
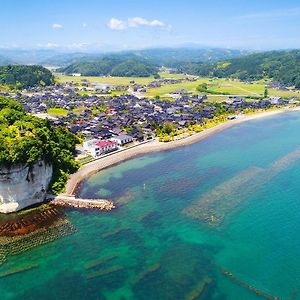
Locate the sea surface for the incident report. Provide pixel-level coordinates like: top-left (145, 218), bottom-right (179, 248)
top-left (2, 112), bottom-right (300, 299)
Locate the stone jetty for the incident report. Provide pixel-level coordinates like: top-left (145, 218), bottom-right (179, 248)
top-left (48, 195), bottom-right (115, 211)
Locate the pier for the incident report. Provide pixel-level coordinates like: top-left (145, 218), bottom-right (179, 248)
top-left (48, 195), bottom-right (115, 211)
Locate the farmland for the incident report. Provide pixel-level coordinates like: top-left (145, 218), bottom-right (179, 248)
top-left (55, 72), bottom-right (300, 101)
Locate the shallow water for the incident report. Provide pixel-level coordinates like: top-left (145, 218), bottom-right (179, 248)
top-left (2, 112), bottom-right (300, 299)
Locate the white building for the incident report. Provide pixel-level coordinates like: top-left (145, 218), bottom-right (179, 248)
top-left (111, 134), bottom-right (133, 146)
top-left (83, 139), bottom-right (117, 157)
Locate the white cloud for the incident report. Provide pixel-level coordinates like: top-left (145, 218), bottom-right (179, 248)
top-left (82, 23), bottom-right (87, 28)
top-left (107, 17), bottom-right (170, 30)
top-left (128, 17), bottom-right (165, 28)
top-left (108, 18), bottom-right (127, 30)
top-left (52, 23), bottom-right (63, 29)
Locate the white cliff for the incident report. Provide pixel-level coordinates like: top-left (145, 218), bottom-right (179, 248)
top-left (0, 160), bottom-right (53, 213)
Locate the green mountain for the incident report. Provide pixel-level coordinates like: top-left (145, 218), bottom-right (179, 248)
top-left (60, 57), bottom-right (159, 77)
top-left (130, 47), bottom-right (247, 65)
top-left (0, 65), bottom-right (55, 89)
top-left (175, 50), bottom-right (300, 88)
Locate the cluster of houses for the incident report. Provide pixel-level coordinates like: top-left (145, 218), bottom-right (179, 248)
top-left (66, 76), bottom-right (199, 95)
top-left (1, 82), bottom-right (297, 158)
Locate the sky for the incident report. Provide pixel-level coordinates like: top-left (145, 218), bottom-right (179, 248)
top-left (1, 0), bottom-right (300, 51)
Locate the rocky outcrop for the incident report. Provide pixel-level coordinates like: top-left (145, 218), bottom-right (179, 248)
top-left (0, 160), bottom-right (53, 213)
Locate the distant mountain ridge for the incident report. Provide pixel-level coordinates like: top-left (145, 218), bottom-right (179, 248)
top-left (0, 55), bottom-right (15, 66)
top-left (57, 48), bottom-right (249, 77)
top-left (174, 50), bottom-right (300, 88)
top-left (0, 47), bottom-right (248, 66)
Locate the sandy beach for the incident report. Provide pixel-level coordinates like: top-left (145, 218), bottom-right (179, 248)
top-left (64, 107), bottom-right (300, 196)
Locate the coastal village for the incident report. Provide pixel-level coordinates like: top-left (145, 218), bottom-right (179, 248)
top-left (0, 75), bottom-right (296, 160)
top-left (2, 1), bottom-right (300, 298)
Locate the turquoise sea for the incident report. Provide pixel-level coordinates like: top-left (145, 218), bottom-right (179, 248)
top-left (2, 112), bottom-right (300, 299)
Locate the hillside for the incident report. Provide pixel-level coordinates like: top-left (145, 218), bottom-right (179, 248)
top-left (175, 50), bottom-right (300, 88)
top-left (0, 65), bottom-right (55, 89)
top-left (0, 97), bottom-right (79, 194)
top-left (131, 47), bottom-right (247, 65)
top-left (60, 57), bottom-right (159, 77)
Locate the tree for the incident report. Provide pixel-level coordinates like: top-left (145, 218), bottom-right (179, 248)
top-left (264, 88), bottom-right (268, 98)
top-left (197, 83), bottom-right (208, 93)
top-left (0, 97), bottom-right (79, 194)
top-left (0, 65), bottom-right (54, 89)
top-left (295, 77), bottom-right (300, 89)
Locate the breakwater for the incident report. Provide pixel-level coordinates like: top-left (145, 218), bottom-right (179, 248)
top-left (0, 218), bottom-right (75, 264)
top-left (220, 268), bottom-right (281, 300)
top-left (183, 147), bottom-right (300, 226)
top-left (49, 195), bottom-right (115, 211)
top-left (0, 207), bottom-right (76, 264)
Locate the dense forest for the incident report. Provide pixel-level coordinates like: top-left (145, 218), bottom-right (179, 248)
top-left (59, 57), bottom-right (159, 77)
top-left (175, 50), bottom-right (300, 88)
top-left (0, 65), bottom-right (54, 89)
top-left (0, 97), bottom-right (79, 194)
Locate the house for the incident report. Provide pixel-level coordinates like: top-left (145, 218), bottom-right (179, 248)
top-left (83, 139), bottom-right (117, 157)
top-left (111, 134), bottom-right (133, 146)
top-left (83, 139), bottom-right (98, 156)
top-left (71, 73), bottom-right (81, 77)
top-left (95, 140), bottom-right (117, 156)
top-left (269, 96), bottom-right (288, 105)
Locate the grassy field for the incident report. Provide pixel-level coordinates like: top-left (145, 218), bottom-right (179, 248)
top-left (55, 72), bottom-right (300, 99)
top-left (47, 107), bottom-right (69, 117)
top-left (55, 73), bottom-right (156, 85)
top-left (146, 77), bottom-right (300, 99)
top-left (206, 95), bottom-right (229, 103)
top-left (56, 72), bottom-right (190, 85)
top-left (159, 72), bottom-right (194, 79)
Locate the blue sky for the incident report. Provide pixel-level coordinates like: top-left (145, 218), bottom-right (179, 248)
top-left (1, 0), bottom-right (300, 51)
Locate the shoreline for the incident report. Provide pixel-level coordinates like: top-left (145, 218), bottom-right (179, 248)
top-left (64, 107), bottom-right (300, 196)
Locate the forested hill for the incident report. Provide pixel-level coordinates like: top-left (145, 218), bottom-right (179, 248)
top-left (175, 50), bottom-right (300, 88)
top-left (131, 47), bottom-right (246, 65)
top-left (60, 57), bottom-right (159, 77)
top-left (0, 65), bottom-right (55, 89)
top-left (0, 97), bottom-right (79, 194)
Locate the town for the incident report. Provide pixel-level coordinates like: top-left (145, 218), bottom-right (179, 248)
top-left (1, 75), bottom-right (296, 161)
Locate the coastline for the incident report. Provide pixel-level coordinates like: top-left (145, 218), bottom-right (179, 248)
top-left (64, 107), bottom-right (300, 196)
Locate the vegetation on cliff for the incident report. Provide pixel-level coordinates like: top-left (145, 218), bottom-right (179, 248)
top-left (0, 97), bottom-right (79, 194)
top-left (0, 65), bottom-right (55, 89)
